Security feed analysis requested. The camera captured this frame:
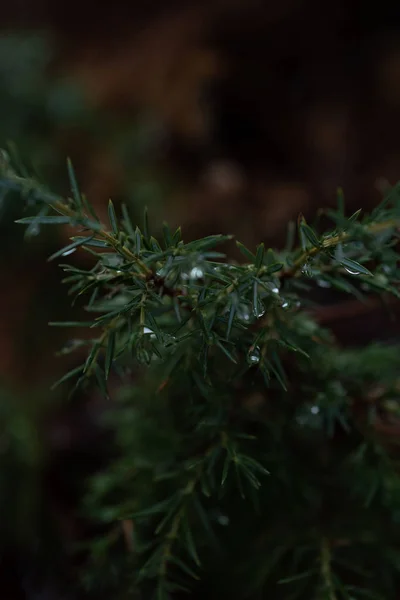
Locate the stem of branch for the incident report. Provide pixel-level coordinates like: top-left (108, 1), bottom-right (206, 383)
top-left (281, 219), bottom-right (399, 279)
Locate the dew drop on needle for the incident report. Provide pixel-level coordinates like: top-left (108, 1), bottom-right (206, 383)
top-left (344, 267), bottom-right (360, 276)
top-left (247, 346), bottom-right (261, 365)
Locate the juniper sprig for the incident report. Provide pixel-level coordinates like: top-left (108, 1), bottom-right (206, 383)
top-left (2, 154), bottom-right (400, 599)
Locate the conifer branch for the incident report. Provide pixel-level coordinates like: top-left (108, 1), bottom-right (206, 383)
top-left (282, 217), bottom-right (400, 279)
top-left (3, 156), bottom-right (400, 599)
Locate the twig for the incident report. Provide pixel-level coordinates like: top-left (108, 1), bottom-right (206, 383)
top-left (281, 219), bottom-right (399, 279)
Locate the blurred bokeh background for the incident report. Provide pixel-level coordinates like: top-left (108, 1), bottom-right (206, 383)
top-left (1, 1), bottom-right (400, 597)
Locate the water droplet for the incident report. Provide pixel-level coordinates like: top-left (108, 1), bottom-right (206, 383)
top-left (181, 266), bottom-right (204, 281)
top-left (317, 279), bottom-right (331, 288)
top-left (247, 346), bottom-right (261, 365)
top-left (271, 286), bottom-right (279, 294)
top-left (281, 300), bottom-right (290, 310)
top-left (217, 514), bottom-right (230, 526)
top-left (237, 304), bottom-right (251, 322)
top-left (143, 327), bottom-right (156, 340)
top-left (301, 262), bottom-right (313, 277)
top-left (62, 248), bottom-right (77, 257)
top-left (28, 223), bottom-right (40, 237)
top-left (344, 267), bottom-right (360, 276)
top-left (256, 304), bottom-right (266, 318)
top-left (296, 403), bottom-right (323, 428)
top-left (190, 266), bottom-right (204, 280)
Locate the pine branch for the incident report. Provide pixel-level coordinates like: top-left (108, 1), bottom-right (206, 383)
top-left (282, 218), bottom-right (400, 279)
top-left (3, 156), bottom-right (400, 599)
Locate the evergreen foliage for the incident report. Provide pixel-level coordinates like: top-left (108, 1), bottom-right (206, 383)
top-left (1, 153), bottom-right (400, 599)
